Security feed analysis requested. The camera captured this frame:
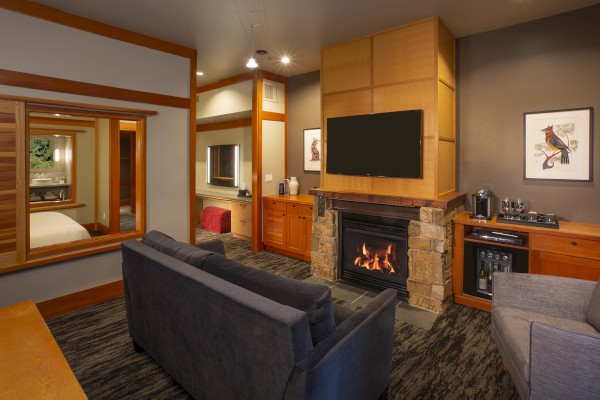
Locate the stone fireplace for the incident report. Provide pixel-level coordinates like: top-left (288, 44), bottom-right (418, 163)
top-left (310, 191), bottom-right (465, 314)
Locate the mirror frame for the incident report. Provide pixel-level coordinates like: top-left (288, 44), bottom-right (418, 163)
top-left (206, 143), bottom-right (239, 188)
top-left (24, 103), bottom-right (147, 263)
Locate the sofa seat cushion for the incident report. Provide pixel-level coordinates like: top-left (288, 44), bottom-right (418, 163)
top-left (586, 278), bottom-right (600, 332)
top-left (203, 253), bottom-right (334, 345)
top-left (493, 306), bottom-right (600, 382)
top-left (142, 230), bottom-right (214, 269)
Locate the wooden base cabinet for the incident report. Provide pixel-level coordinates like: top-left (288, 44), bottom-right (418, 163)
top-left (453, 212), bottom-right (600, 311)
top-left (263, 195), bottom-right (314, 261)
top-left (231, 200), bottom-right (252, 241)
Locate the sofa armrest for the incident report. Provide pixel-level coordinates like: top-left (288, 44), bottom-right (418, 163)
top-left (530, 322), bottom-right (600, 399)
top-left (284, 289), bottom-right (397, 400)
top-left (492, 272), bottom-right (595, 320)
top-left (195, 238), bottom-right (225, 255)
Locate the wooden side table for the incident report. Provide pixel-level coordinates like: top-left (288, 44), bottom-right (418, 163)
top-left (0, 300), bottom-right (87, 399)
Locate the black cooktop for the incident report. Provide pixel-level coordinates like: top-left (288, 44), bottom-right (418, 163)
top-left (496, 212), bottom-right (559, 229)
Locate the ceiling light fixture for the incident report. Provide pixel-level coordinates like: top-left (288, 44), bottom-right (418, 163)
top-left (281, 56), bottom-right (290, 64)
top-left (246, 24), bottom-right (260, 69)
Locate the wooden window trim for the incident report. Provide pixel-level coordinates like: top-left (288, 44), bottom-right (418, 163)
top-left (0, 69), bottom-right (189, 109)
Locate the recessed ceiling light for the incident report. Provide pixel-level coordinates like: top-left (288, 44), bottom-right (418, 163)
top-left (196, 71), bottom-right (204, 76)
top-left (281, 56), bottom-right (290, 64)
top-left (54, 113), bottom-right (61, 116)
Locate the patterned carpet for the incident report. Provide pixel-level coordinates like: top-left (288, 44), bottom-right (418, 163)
top-left (47, 230), bottom-right (518, 399)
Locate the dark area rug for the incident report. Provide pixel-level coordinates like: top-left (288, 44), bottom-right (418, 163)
top-left (47, 230), bottom-right (518, 399)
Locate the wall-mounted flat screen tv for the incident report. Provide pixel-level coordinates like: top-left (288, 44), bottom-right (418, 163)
top-left (326, 109), bottom-right (423, 178)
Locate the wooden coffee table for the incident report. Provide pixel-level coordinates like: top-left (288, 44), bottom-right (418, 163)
top-left (0, 300), bottom-right (87, 399)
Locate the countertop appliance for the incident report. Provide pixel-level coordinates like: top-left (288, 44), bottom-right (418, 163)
top-left (470, 189), bottom-right (492, 220)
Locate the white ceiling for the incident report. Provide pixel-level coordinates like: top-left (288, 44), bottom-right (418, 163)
top-left (34, 0), bottom-right (600, 86)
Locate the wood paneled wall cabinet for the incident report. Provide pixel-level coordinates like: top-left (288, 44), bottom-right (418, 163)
top-left (263, 195), bottom-right (314, 262)
top-left (453, 212), bottom-right (600, 311)
top-left (320, 17), bottom-right (456, 199)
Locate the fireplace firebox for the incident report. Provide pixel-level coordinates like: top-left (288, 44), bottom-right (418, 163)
top-left (339, 212), bottom-right (409, 298)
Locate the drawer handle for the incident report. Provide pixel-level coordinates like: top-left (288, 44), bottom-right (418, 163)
top-left (571, 241), bottom-right (577, 246)
top-left (240, 219), bottom-right (247, 223)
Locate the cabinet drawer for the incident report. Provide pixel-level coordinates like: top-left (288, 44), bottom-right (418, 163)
top-left (264, 200), bottom-right (286, 212)
top-left (286, 202), bottom-right (302, 214)
top-left (302, 204), bottom-right (313, 216)
top-left (231, 217), bottom-right (252, 238)
top-left (231, 201), bottom-right (252, 219)
top-left (530, 233), bottom-right (600, 261)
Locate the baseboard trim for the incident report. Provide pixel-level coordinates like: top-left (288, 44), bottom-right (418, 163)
top-left (37, 280), bottom-right (124, 319)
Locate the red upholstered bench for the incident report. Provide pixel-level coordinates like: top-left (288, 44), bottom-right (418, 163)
top-left (200, 206), bottom-right (231, 234)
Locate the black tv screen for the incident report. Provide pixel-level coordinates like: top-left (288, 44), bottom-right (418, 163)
top-left (326, 110), bottom-right (423, 178)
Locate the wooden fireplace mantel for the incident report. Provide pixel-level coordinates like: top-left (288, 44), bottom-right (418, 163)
top-left (309, 188), bottom-right (466, 210)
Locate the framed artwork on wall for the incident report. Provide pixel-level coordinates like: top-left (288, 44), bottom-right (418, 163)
top-left (524, 107), bottom-right (593, 181)
top-left (303, 128), bottom-right (321, 172)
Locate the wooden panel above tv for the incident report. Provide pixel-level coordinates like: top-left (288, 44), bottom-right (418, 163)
top-left (320, 17), bottom-right (456, 200)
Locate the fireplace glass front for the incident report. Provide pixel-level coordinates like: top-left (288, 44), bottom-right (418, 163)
top-left (340, 212), bottom-right (409, 298)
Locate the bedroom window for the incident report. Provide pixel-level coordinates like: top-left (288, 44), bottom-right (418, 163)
top-left (24, 103), bottom-right (147, 261)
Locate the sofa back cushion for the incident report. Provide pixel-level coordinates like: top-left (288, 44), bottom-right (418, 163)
top-left (142, 230), bottom-right (213, 269)
top-left (121, 239), bottom-right (313, 400)
top-left (586, 278), bottom-right (600, 332)
top-left (203, 253), bottom-right (335, 345)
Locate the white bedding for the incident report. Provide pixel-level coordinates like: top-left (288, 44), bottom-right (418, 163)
top-left (30, 211), bottom-right (91, 248)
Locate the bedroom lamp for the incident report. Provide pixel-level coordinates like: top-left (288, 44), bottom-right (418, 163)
top-left (246, 24), bottom-right (259, 69)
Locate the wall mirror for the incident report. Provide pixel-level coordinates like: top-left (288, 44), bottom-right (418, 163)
top-left (26, 105), bottom-right (145, 259)
top-left (207, 144), bottom-right (239, 188)
top-left (29, 132), bottom-right (76, 206)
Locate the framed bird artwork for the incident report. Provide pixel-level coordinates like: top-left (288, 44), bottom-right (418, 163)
top-left (524, 107), bottom-right (593, 181)
top-left (303, 128), bottom-right (321, 172)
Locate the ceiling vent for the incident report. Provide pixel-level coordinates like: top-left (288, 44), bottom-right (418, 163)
top-left (263, 82), bottom-right (278, 102)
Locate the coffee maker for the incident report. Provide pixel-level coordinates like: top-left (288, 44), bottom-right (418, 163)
top-left (470, 189), bottom-right (492, 220)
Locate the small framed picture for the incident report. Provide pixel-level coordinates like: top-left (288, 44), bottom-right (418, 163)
top-left (303, 128), bottom-right (321, 172)
top-left (524, 107), bottom-right (593, 181)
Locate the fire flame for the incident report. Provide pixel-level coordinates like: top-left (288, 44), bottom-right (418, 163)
top-left (354, 242), bottom-right (397, 274)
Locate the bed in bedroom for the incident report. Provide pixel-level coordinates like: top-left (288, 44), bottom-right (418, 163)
top-left (30, 211), bottom-right (91, 248)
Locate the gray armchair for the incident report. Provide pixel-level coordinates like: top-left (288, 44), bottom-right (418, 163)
top-left (491, 272), bottom-right (600, 399)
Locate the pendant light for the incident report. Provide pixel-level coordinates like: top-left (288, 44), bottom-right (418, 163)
top-left (246, 24), bottom-right (259, 69)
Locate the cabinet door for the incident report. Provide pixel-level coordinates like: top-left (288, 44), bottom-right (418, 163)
top-left (263, 209), bottom-right (286, 250)
top-left (287, 213), bottom-right (304, 253)
top-left (531, 251), bottom-right (600, 281)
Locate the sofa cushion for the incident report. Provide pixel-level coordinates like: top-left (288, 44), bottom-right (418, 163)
top-left (586, 278), bottom-right (600, 331)
top-left (142, 230), bottom-right (213, 269)
top-left (493, 306), bottom-right (600, 382)
top-left (203, 253), bottom-right (334, 345)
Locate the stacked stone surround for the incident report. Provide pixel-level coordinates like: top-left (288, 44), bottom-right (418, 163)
top-left (310, 198), bottom-right (465, 314)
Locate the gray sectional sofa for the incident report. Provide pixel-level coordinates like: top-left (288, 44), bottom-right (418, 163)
top-left (492, 272), bottom-right (600, 399)
top-left (121, 231), bottom-right (397, 400)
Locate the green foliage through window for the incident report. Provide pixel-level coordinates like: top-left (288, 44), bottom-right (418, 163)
top-left (30, 139), bottom-right (54, 169)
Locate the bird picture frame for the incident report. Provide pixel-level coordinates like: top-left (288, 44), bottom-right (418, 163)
top-left (303, 128), bottom-right (321, 172)
top-left (524, 107), bottom-right (593, 181)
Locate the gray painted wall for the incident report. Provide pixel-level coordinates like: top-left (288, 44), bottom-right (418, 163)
top-left (458, 5), bottom-right (600, 222)
top-left (287, 71), bottom-right (321, 194)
